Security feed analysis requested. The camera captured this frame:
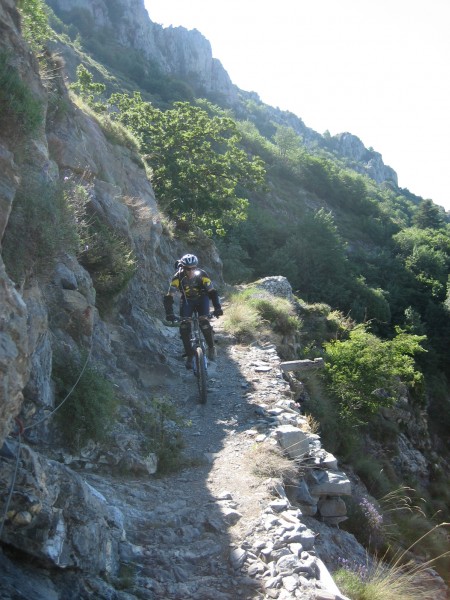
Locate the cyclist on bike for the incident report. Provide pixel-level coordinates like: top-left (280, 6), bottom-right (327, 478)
top-left (163, 254), bottom-right (223, 369)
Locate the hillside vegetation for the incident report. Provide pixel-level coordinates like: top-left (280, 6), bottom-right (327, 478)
top-left (4, 0), bottom-right (450, 587)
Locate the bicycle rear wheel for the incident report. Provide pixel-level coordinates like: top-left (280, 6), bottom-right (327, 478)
top-left (194, 346), bottom-right (207, 404)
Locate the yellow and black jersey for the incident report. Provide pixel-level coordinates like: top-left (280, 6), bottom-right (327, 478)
top-left (168, 269), bottom-right (214, 300)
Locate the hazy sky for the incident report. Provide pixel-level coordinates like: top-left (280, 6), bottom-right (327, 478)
top-left (144, 0), bottom-right (450, 211)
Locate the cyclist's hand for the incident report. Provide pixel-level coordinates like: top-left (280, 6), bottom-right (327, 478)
top-left (166, 314), bottom-right (176, 322)
top-left (213, 308), bottom-right (223, 318)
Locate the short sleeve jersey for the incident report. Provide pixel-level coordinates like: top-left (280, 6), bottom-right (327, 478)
top-left (169, 269), bottom-right (213, 300)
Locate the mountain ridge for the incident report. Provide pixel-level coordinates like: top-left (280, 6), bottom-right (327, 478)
top-left (47, 0), bottom-right (398, 187)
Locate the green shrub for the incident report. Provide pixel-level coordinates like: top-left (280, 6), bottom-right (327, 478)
top-left (79, 216), bottom-right (136, 312)
top-left (344, 495), bottom-right (386, 551)
top-left (17, 0), bottom-right (53, 53)
top-left (231, 287), bottom-right (301, 337)
top-left (323, 325), bottom-right (426, 426)
top-left (138, 398), bottom-right (186, 474)
top-left (325, 309), bottom-right (354, 338)
top-left (391, 515), bottom-right (450, 580)
top-left (2, 174), bottom-right (80, 283)
top-left (0, 52), bottom-right (43, 136)
top-left (97, 115), bottom-right (142, 156)
top-left (69, 64), bottom-right (107, 113)
top-left (333, 566), bottom-right (366, 599)
top-left (334, 523), bottom-right (450, 600)
top-left (300, 373), bottom-right (352, 454)
top-left (53, 352), bottom-right (118, 451)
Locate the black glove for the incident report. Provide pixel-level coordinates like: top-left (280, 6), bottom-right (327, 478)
top-left (163, 294), bottom-right (174, 314)
top-left (163, 295), bottom-right (176, 322)
top-left (208, 290), bottom-right (223, 317)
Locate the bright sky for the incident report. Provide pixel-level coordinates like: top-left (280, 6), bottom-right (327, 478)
top-left (144, 0), bottom-right (450, 211)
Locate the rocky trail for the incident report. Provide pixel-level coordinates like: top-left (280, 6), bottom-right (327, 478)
top-left (80, 318), bottom-right (354, 600)
top-left (0, 292), bottom-right (365, 600)
top-left (1, 314), bottom-right (447, 600)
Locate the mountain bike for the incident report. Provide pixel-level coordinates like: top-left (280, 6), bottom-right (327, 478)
top-left (189, 310), bottom-right (210, 404)
top-left (165, 312), bottom-right (213, 404)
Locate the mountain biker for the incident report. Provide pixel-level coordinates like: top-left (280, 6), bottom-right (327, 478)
top-left (163, 254), bottom-right (223, 369)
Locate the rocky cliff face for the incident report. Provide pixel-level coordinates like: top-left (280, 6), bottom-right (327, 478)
top-left (332, 132), bottom-right (398, 185)
top-left (48, 0), bottom-right (238, 104)
top-left (0, 0), bottom-right (42, 448)
top-left (0, 0), bottom-right (221, 586)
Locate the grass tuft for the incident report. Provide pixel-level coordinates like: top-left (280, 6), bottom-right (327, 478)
top-left (249, 442), bottom-right (298, 482)
top-left (222, 295), bottom-right (261, 341)
top-left (335, 523), bottom-right (450, 600)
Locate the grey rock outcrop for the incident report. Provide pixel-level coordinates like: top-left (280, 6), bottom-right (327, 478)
top-left (0, 0), bottom-right (219, 589)
top-left (253, 276), bottom-right (295, 302)
top-left (0, 1), bottom-right (447, 598)
top-left (0, 259), bottom-right (29, 447)
top-left (49, 0), bottom-right (238, 104)
top-left (332, 132), bottom-right (398, 185)
top-left (0, 145), bottom-right (19, 241)
top-left (0, 0), bottom-right (39, 447)
top-left (0, 444), bottom-right (124, 572)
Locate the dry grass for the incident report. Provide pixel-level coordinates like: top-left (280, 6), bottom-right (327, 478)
top-left (222, 299), bottom-right (261, 341)
top-left (302, 413), bottom-right (320, 434)
top-left (248, 442), bottom-right (298, 482)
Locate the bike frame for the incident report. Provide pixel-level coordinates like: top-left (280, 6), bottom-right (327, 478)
top-left (188, 310), bottom-right (209, 404)
top-left (165, 311), bottom-right (212, 404)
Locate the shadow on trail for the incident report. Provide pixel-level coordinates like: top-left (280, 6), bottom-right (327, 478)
top-left (113, 329), bottom-right (284, 599)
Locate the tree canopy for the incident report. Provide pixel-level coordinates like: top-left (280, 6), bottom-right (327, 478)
top-left (109, 93), bottom-right (266, 234)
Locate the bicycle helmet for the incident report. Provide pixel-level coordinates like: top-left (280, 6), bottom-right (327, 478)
top-left (179, 254), bottom-right (198, 268)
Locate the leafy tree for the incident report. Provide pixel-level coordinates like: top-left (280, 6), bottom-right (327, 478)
top-left (348, 277), bottom-right (391, 324)
top-left (109, 93), bottom-right (266, 234)
top-left (324, 325), bottom-right (426, 426)
top-left (446, 276), bottom-right (450, 311)
top-left (405, 245), bottom-right (447, 299)
top-left (265, 209), bottom-right (351, 305)
top-left (273, 125), bottom-right (301, 159)
top-left (70, 65), bottom-right (106, 112)
top-left (413, 199), bottom-right (444, 229)
top-left (403, 306), bottom-right (426, 335)
top-left (17, 0), bottom-right (53, 52)
top-left (214, 236), bottom-right (254, 283)
top-left (393, 227), bottom-right (450, 302)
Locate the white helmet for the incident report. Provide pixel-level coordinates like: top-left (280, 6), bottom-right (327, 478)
top-left (180, 254), bottom-right (198, 268)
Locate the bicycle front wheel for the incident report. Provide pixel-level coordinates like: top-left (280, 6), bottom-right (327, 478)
top-left (194, 346), bottom-right (207, 404)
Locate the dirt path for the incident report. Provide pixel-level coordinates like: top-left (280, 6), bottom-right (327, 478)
top-left (85, 318), bottom-right (302, 599)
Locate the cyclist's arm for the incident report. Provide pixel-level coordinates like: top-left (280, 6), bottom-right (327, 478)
top-left (164, 276), bottom-right (181, 318)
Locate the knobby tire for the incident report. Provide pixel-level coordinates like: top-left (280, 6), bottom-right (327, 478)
top-left (195, 347), bottom-right (207, 404)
